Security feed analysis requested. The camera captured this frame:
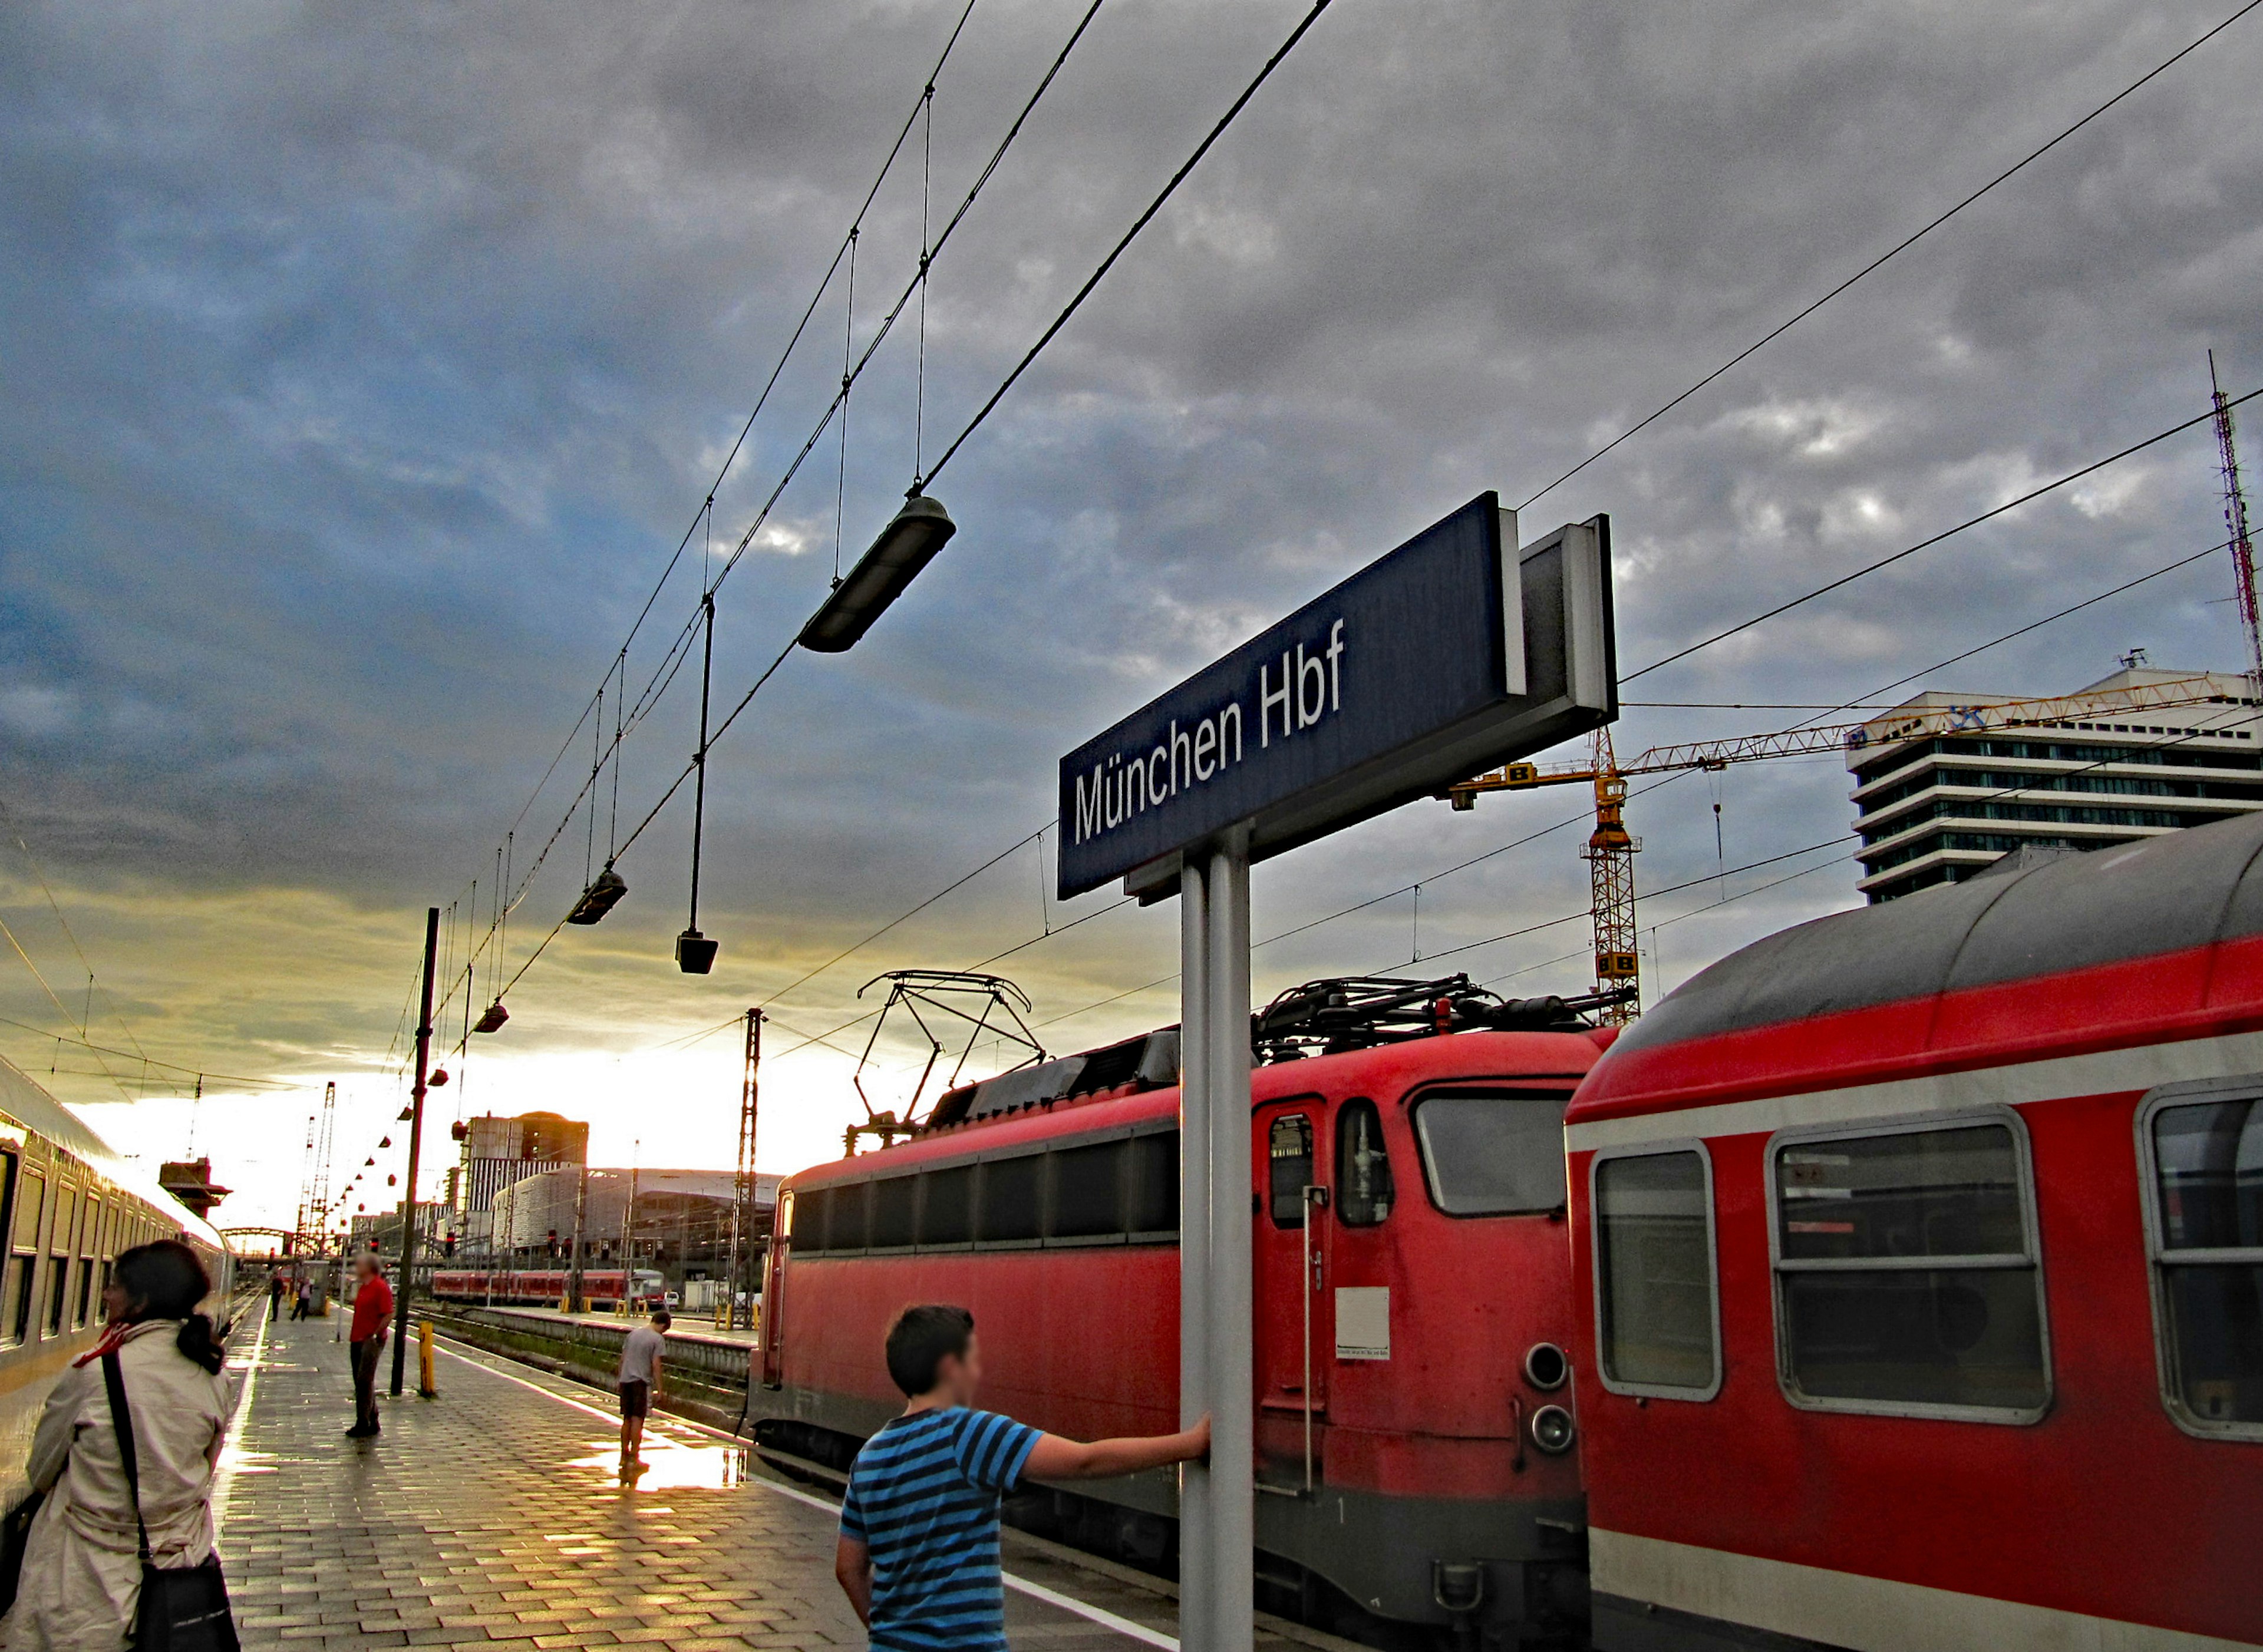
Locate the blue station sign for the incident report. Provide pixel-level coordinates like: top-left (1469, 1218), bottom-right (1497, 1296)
top-left (1057, 494), bottom-right (1617, 898)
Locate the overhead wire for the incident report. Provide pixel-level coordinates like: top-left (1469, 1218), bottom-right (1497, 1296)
top-left (1626, 386), bottom-right (2263, 683)
top-left (1514, 0), bottom-right (2263, 513)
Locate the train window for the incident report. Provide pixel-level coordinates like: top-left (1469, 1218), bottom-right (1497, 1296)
top-left (1050, 1142), bottom-right (1123, 1240)
top-left (0, 1154), bottom-right (19, 1350)
top-left (920, 1166), bottom-right (974, 1247)
top-left (1127, 1131), bottom-right (1179, 1237)
top-left (1769, 1118), bottom-right (2048, 1421)
top-left (2139, 1086), bottom-right (2263, 1438)
top-left (870, 1178), bottom-right (916, 1250)
top-left (1592, 1147), bottom-right (1720, 1397)
top-left (73, 1258), bottom-right (93, 1330)
top-left (797, 1187), bottom-right (832, 1254)
top-left (13, 1172), bottom-right (41, 1253)
top-left (1269, 1116), bottom-right (1314, 1227)
top-left (1411, 1090), bottom-right (1569, 1217)
top-left (1334, 1101), bottom-right (1394, 1227)
top-left (45, 1255), bottom-right (67, 1337)
top-left (978, 1155), bottom-right (1043, 1245)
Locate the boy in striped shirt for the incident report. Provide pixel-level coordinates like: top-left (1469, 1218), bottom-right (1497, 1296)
top-left (836, 1304), bottom-right (1208, 1651)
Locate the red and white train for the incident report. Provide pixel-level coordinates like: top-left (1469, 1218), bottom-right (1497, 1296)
top-left (1566, 816), bottom-right (2263, 1651)
top-left (430, 1266), bottom-right (666, 1310)
top-left (753, 813), bottom-right (2263, 1650)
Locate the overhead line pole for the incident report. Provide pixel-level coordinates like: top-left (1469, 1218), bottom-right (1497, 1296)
top-left (391, 906), bottom-right (439, 1398)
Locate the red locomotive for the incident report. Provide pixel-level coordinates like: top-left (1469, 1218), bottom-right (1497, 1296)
top-left (1566, 814), bottom-right (2263, 1651)
top-left (753, 978), bottom-right (1622, 1644)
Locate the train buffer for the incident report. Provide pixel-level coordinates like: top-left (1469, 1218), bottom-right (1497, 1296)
top-left (213, 1307), bottom-right (1325, 1652)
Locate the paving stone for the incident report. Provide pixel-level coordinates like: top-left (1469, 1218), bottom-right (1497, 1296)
top-left (212, 1310), bottom-right (1196, 1651)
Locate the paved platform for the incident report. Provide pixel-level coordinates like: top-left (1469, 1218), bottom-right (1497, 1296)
top-left (210, 1304), bottom-right (1243, 1652)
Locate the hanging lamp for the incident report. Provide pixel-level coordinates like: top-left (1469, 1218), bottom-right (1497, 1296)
top-left (473, 999), bottom-right (510, 1033)
top-left (677, 590), bottom-right (721, 974)
top-left (428, 1068), bottom-right (448, 1088)
top-left (798, 494), bottom-right (956, 653)
top-left (378, 1136), bottom-right (391, 1150)
top-left (567, 865), bottom-right (628, 925)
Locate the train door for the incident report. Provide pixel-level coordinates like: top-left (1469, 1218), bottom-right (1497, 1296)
top-left (759, 1190), bottom-right (790, 1387)
top-left (1254, 1100), bottom-right (1330, 1492)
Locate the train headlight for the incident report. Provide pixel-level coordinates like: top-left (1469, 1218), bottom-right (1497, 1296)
top-left (1523, 1342), bottom-right (1568, 1391)
top-left (1529, 1403), bottom-right (1575, 1455)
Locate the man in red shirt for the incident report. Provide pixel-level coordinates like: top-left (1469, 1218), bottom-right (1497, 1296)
top-left (346, 1250), bottom-right (394, 1439)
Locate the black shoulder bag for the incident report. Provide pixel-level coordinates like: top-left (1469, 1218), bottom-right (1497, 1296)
top-left (101, 1350), bottom-right (239, 1652)
top-left (0, 1483), bottom-right (43, 1614)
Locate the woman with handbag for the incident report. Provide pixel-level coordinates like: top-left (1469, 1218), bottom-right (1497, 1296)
top-left (2, 1241), bottom-right (237, 1651)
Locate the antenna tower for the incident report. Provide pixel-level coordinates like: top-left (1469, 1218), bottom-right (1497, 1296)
top-left (2211, 351), bottom-right (2262, 687)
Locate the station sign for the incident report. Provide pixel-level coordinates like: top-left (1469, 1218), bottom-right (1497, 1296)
top-left (1056, 493), bottom-right (1617, 899)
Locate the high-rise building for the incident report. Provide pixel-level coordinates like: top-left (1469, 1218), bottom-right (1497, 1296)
top-left (450, 1111), bottom-right (589, 1253)
top-left (1850, 665), bottom-right (2263, 903)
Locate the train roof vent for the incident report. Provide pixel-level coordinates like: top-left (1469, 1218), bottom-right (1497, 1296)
top-left (1253, 974), bottom-right (1633, 1060)
top-left (961, 1055), bottom-right (1087, 1121)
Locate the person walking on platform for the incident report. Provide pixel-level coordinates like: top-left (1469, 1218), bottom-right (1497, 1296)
top-left (290, 1278), bottom-right (313, 1321)
top-left (834, 1305), bottom-right (1206, 1651)
top-left (616, 1309), bottom-right (668, 1466)
top-left (266, 1273), bottom-right (283, 1320)
top-left (344, 1253), bottom-right (391, 1439)
top-left (2, 1241), bottom-right (236, 1652)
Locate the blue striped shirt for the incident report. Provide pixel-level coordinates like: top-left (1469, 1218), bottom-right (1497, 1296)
top-left (839, 1407), bottom-right (1041, 1652)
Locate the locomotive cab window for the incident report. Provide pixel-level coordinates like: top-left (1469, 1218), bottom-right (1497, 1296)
top-left (1412, 1088), bottom-right (1570, 1217)
top-left (1592, 1146), bottom-right (1720, 1398)
top-left (1269, 1116), bottom-right (1314, 1227)
top-left (1769, 1115), bottom-right (2049, 1422)
top-left (2139, 1082), bottom-right (2263, 1438)
top-left (1335, 1101), bottom-right (1394, 1227)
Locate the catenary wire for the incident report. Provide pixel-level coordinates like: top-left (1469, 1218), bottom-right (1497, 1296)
top-left (1515, 0), bottom-right (2263, 513)
top-left (1627, 386), bottom-right (2263, 683)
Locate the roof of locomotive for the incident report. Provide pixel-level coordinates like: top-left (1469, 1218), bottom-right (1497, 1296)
top-left (1572, 810), bottom-right (2263, 1120)
top-left (786, 1023), bottom-right (1607, 1190)
top-left (0, 1054), bottom-right (230, 1252)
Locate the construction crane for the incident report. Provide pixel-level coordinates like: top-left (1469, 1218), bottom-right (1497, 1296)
top-left (1447, 674), bottom-right (2239, 1020)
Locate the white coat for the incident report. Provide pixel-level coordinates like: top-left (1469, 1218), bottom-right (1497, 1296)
top-left (1, 1320), bottom-right (233, 1651)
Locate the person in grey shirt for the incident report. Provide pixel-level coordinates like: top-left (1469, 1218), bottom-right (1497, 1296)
top-left (617, 1309), bottom-right (668, 1466)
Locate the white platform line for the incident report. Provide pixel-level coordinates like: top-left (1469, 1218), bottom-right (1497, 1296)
top-left (213, 1294), bottom-right (276, 1531)
top-left (434, 1341), bottom-right (1179, 1650)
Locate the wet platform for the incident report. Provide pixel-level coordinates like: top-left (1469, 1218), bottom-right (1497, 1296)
top-left (213, 1306), bottom-right (1321, 1652)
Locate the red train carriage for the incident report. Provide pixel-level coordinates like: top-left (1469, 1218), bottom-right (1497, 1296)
top-left (1566, 815), bottom-right (2263, 1651)
top-left (429, 1267), bottom-right (664, 1309)
top-left (753, 980), bottom-right (1620, 1644)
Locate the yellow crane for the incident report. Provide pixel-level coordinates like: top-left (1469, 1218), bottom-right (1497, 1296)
top-left (1446, 674), bottom-right (2237, 1022)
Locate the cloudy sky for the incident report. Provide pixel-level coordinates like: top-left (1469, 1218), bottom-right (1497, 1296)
top-left (4, 0), bottom-right (2260, 1232)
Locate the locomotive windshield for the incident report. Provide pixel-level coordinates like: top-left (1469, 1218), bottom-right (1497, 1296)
top-left (1411, 1088), bottom-right (1571, 1215)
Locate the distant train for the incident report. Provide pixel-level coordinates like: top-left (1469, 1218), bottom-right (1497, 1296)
top-left (0, 1055), bottom-right (235, 1512)
top-left (751, 811), bottom-right (2263, 1651)
top-left (430, 1266), bottom-right (667, 1310)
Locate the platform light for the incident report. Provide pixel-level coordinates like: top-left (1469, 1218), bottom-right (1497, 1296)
top-left (567, 865), bottom-right (628, 926)
top-left (428, 1068), bottom-right (448, 1088)
top-left (473, 1000), bottom-right (510, 1034)
top-left (797, 494), bottom-right (957, 653)
top-left (675, 928), bottom-right (718, 974)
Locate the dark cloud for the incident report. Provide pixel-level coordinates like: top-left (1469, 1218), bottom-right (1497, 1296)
top-left (4, 0), bottom-right (2261, 1195)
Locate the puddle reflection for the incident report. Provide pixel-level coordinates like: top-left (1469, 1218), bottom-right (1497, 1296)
top-left (570, 1433), bottom-right (756, 1491)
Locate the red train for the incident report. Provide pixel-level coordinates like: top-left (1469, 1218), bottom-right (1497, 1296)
top-left (430, 1266), bottom-right (666, 1310)
top-left (1566, 815), bottom-right (2263, 1651)
top-left (753, 813), bottom-right (2263, 1651)
top-left (754, 980), bottom-right (1618, 1643)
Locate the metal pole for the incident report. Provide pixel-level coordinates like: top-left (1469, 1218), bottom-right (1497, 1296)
top-left (390, 906), bottom-right (439, 1397)
top-left (566, 1162), bottom-right (589, 1314)
top-left (1176, 857), bottom-right (1213, 1652)
top-left (1206, 836), bottom-right (1253, 1651)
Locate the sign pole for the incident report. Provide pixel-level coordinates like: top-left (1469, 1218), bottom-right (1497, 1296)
top-left (1205, 835), bottom-right (1253, 1651)
top-left (1177, 861), bottom-right (1213, 1651)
